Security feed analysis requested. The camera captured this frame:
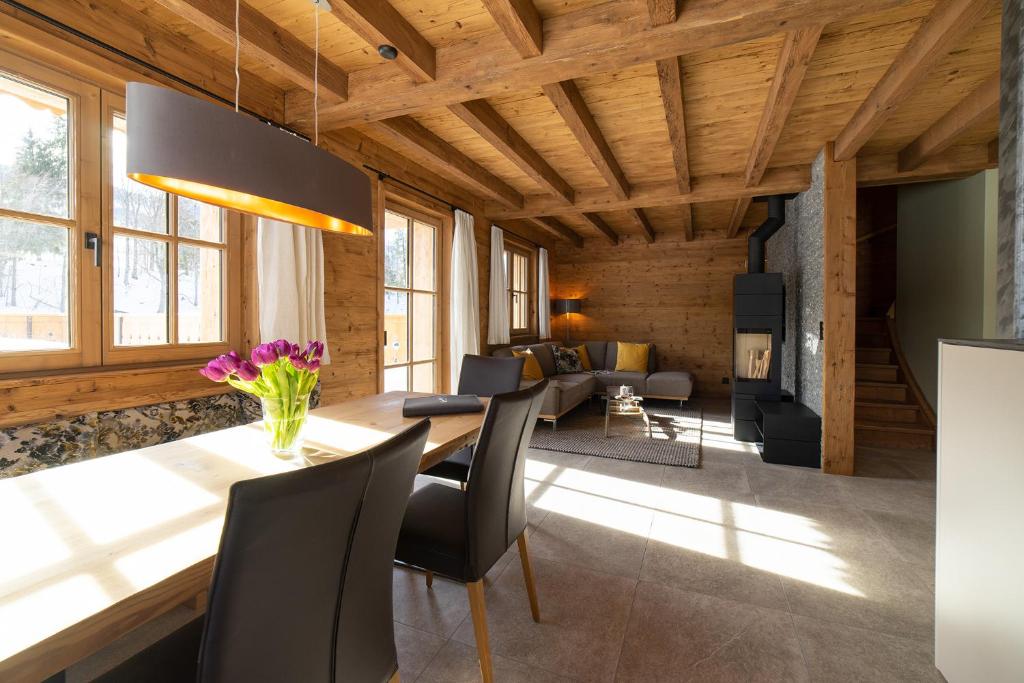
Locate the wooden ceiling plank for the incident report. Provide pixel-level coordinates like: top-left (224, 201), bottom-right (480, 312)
top-left (580, 212), bottom-right (619, 245)
top-left (305, 0), bottom-right (907, 129)
top-left (726, 197), bottom-right (753, 239)
top-left (481, 0), bottom-right (543, 58)
top-left (655, 56), bottom-right (691, 194)
top-left (898, 73), bottom-right (1000, 172)
top-left (372, 117), bottom-right (523, 208)
top-left (858, 143), bottom-right (996, 186)
top-left (151, 0), bottom-right (348, 102)
top-left (528, 216), bottom-right (584, 247)
top-left (833, 0), bottom-right (992, 162)
top-left (647, 0), bottom-right (678, 27)
top-left (328, 0), bottom-right (436, 82)
top-left (543, 80), bottom-right (631, 200)
top-left (628, 208), bottom-right (657, 244)
top-left (487, 166), bottom-right (810, 219)
top-left (449, 99), bottom-right (575, 204)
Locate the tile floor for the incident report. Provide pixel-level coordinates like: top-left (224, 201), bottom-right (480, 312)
top-left (70, 399), bottom-right (943, 682)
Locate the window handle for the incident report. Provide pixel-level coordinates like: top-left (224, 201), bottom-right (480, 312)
top-left (85, 232), bottom-right (101, 267)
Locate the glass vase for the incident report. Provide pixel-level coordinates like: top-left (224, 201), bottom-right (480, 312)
top-left (260, 393), bottom-right (311, 461)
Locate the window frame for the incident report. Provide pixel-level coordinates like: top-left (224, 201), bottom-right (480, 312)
top-left (503, 237), bottom-right (536, 338)
top-left (0, 52), bottom-right (101, 373)
top-left (100, 92), bottom-right (241, 365)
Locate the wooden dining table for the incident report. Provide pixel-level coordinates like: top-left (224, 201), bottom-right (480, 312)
top-left (0, 391), bottom-right (487, 683)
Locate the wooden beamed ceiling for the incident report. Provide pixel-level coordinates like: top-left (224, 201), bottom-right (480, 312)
top-left (19, 0), bottom-right (1002, 246)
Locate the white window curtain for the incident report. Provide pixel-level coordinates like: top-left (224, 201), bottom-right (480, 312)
top-left (450, 209), bottom-right (480, 390)
top-left (487, 225), bottom-right (510, 345)
top-left (537, 247), bottom-right (551, 339)
top-left (257, 218), bottom-right (331, 364)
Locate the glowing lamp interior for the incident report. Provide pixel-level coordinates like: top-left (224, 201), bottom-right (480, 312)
top-left (129, 173), bottom-right (372, 235)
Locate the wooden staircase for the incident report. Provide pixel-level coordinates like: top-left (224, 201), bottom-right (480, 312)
top-left (854, 317), bottom-right (936, 450)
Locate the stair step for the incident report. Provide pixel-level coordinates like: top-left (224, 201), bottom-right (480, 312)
top-left (856, 347), bottom-right (893, 364)
top-left (855, 419), bottom-right (935, 451)
top-left (856, 401), bottom-right (920, 424)
top-left (856, 363), bottom-right (900, 383)
top-left (857, 383), bottom-right (908, 402)
top-left (856, 317), bottom-right (888, 335)
top-left (855, 419), bottom-right (934, 434)
top-left (856, 332), bottom-right (890, 348)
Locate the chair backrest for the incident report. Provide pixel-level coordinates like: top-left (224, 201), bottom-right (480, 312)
top-left (464, 380), bottom-right (547, 581)
top-left (196, 419), bottom-right (431, 683)
top-left (457, 354), bottom-right (525, 396)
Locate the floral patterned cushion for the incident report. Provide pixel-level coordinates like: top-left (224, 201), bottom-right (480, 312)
top-left (552, 346), bottom-right (584, 374)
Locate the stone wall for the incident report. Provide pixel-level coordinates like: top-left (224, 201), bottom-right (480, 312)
top-left (767, 150), bottom-right (825, 416)
top-left (998, 0), bottom-right (1024, 338)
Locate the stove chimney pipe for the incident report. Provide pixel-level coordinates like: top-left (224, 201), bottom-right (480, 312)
top-left (747, 195), bottom-right (792, 274)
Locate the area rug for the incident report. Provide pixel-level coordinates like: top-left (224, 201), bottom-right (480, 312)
top-left (530, 400), bottom-right (702, 468)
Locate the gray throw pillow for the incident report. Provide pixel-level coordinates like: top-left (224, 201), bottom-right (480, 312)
top-left (552, 346), bottom-right (583, 374)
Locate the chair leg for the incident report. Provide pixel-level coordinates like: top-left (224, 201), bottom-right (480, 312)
top-left (459, 480), bottom-right (466, 492)
top-left (466, 580), bottom-right (494, 683)
top-left (388, 672), bottom-right (400, 683)
top-left (425, 570), bottom-right (433, 589)
top-left (516, 532), bottom-right (541, 622)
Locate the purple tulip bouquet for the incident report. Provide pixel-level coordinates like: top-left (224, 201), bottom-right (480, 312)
top-left (200, 339), bottom-right (325, 459)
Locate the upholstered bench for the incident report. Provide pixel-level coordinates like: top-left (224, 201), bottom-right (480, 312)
top-left (645, 371), bottom-right (695, 404)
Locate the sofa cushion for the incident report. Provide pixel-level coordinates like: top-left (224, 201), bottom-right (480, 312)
top-left (593, 371), bottom-right (648, 395)
top-left (646, 371), bottom-right (694, 399)
top-left (491, 342), bottom-right (558, 377)
top-left (552, 345), bottom-right (584, 374)
top-left (521, 373), bottom-right (597, 416)
top-left (583, 341), bottom-right (607, 371)
top-left (605, 342), bottom-right (657, 373)
top-left (613, 342), bottom-right (650, 372)
top-left (512, 350), bottom-right (544, 380)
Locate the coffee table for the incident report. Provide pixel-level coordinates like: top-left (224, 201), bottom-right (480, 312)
top-left (604, 395), bottom-right (652, 438)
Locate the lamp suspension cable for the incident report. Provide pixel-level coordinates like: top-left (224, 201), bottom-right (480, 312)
top-left (234, 0), bottom-right (240, 112)
top-left (314, 0), bottom-right (320, 146)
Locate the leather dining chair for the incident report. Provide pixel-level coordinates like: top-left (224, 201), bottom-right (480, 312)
top-left (395, 380), bottom-right (547, 683)
top-left (96, 419), bottom-right (431, 683)
top-left (420, 354), bottom-right (525, 487)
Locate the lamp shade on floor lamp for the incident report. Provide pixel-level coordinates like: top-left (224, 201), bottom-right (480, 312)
top-left (125, 83), bottom-right (373, 235)
top-left (551, 299), bottom-right (582, 342)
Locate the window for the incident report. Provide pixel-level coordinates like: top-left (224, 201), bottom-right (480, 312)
top-left (382, 206), bottom-right (440, 393)
top-left (504, 242), bottom-right (534, 336)
top-left (0, 53), bottom-right (239, 373)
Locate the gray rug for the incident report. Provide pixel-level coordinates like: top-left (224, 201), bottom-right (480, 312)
top-left (530, 401), bottom-right (702, 468)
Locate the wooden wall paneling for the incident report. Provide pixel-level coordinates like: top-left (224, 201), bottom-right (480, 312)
top-left (833, 0), bottom-right (992, 162)
top-left (482, 0), bottom-right (543, 58)
top-left (306, 0), bottom-right (908, 129)
top-left (551, 236), bottom-right (747, 398)
top-left (449, 99), bottom-right (575, 204)
top-left (327, 0), bottom-right (436, 82)
top-left (821, 141), bottom-right (856, 476)
top-left (897, 73), bottom-right (1000, 171)
top-left (655, 56), bottom-right (691, 193)
top-left (150, 0), bottom-right (348, 101)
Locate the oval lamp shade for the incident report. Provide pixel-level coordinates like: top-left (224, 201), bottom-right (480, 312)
top-left (126, 82), bottom-right (373, 235)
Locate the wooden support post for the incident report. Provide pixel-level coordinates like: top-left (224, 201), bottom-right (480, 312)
top-left (822, 141), bottom-right (857, 475)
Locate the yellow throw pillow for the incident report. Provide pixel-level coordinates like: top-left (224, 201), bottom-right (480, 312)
top-left (571, 344), bottom-right (593, 371)
top-left (512, 350), bottom-right (544, 381)
top-left (615, 342), bottom-right (649, 372)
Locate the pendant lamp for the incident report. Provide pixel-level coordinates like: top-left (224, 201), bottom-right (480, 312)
top-left (125, 0), bottom-right (372, 235)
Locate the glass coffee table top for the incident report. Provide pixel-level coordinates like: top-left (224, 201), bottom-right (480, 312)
top-left (604, 395), bottom-right (652, 438)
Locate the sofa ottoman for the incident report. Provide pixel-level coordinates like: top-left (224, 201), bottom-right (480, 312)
top-left (645, 371), bottom-right (694, 401)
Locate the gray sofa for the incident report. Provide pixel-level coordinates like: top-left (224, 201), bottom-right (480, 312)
top-left (492, 341), bottom-right (693, 425)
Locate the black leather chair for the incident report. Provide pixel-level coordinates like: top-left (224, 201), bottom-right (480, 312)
top-left (96, 419), bottom-right (431, 683)
top-left (421, 354), bottom-right (525, 486)
top-left (395, 380), bottom-right (547, 683)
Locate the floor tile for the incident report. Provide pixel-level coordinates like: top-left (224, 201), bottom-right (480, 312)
top-left (394, 622), bottom-right (446, 682)
top-left (452, 556), bottom-right (637, 682)
top-left (615, 581), bottom-right (808, 682)
top-left (417, 639), bottom-right (571, 683)
top-left (393, 566), bottom-right (471, 639)
top-left (792, 614), bottom-right (943, 682)
top-left (862, 507), bottom-right (936, 570)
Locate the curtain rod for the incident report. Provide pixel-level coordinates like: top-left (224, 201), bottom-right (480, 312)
top-left (0, 0), bottom-right (309, 141)
top-left (364, 165), bottom-right (546, 250)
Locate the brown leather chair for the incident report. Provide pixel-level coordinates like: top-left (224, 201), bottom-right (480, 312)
top-left (95, 419), bottom-right (431, 683)
top-left (395, 380), bottom-right (547, 683)
top-left (420, 354), bottom-right (525, 485)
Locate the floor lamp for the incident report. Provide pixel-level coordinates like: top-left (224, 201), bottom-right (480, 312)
top-left (551, 299), bottom-right (582, 344)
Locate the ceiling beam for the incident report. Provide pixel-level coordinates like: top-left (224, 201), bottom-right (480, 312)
top-left (655, 56), bottom-right (691, 194)
top-left (449, 99), bottom-right (575, 204)
top-left (833, 0), bottom-right (991, 162)
top-left (988, 137), bottom-right (999, 165)
top-left (646, 0), bottom-right (678, 27)
top-left (627, 209), bottom-right (656, 244)
top-left (727, 26), bottom-right (822, 238)
top-left (481, 0), bottom-right (543, 58)
top-left (543, 80), bottom-right (631, 200)
top-left (151, 0), bottom-right (348, 102)
top-left (858, 143), bottom-right (996, 187)
top-left (682, 204), bottom-right (694, 242)
top-left (369, 117), bottom-right (523, 208)
top-left (898, 73), bottom-right (1000, 172)
top-left (579, 213), bottom-right (619, 245)
top-left (527, 216), bottom-right (584, 247)
top-left (301, 0), bottom-right (906, 129)
top-left (328, 0), bottom-right (435, 82)
top-left (487, 165), bottom-right (809, 219)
